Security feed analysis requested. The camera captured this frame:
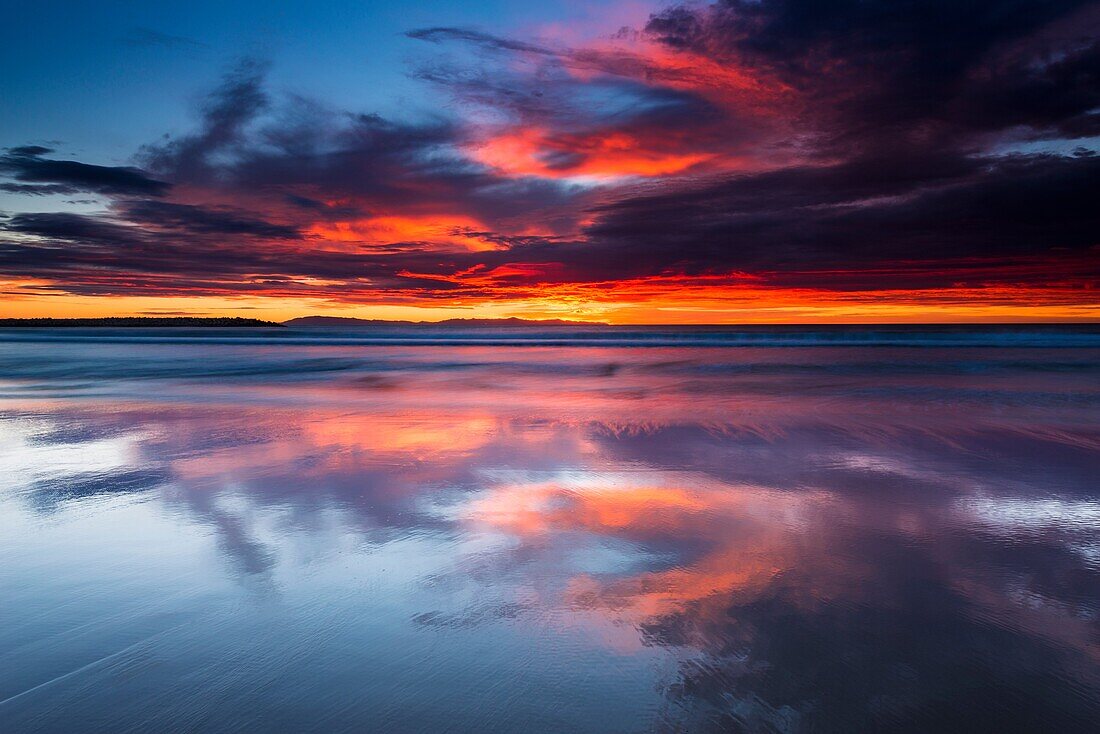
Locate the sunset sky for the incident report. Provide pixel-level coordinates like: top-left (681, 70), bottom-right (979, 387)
top-left (1, 0), bottom-right (1098, 323)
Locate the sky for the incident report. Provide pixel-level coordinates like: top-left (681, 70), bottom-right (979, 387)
top-left (1, 0), bottom-right (1098, 323)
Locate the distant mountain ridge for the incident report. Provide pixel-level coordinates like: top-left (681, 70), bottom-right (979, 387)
top-left (281, 317), bottom-right (1100, 331)
top-left (283, 316), bottom-right (605, 328)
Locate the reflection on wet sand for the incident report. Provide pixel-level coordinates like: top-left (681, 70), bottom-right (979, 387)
top-left (1, 339), bottom-right (1099, 731)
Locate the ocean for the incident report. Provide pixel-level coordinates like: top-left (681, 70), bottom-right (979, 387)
top-left (2, 325), bottom-right (1098, 731)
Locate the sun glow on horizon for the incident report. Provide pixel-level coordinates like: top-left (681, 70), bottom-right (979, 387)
top-left (4, 281), bottom-right (1098, 325)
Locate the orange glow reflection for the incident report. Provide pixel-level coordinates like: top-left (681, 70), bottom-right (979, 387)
top-left (465, 475), bottom-right (836, 622)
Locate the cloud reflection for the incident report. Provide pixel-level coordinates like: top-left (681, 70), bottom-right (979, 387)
top-left (3, 341), bottom-right (1099, 729)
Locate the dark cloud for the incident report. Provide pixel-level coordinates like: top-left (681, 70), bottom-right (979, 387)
top-left (0, 183), bottom-right (77, 195)
top-left (0, 146), bottom-right (171, 197)
top-left (7, 145), bottom-right (54, 157)
top-left (644, 0), bottom-right (1100, 152)
top-left (140, 59), bottom-right (271, 181)
top-left (121, 200), bottom-right (301, 239)
top-left (567, 152), bottom-right (1100, 282)
top-left (5, 212), bottom-right (146, 246)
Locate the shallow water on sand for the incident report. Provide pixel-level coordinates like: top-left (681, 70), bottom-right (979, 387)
top-left (2, 329), bottom-right (1099, 732)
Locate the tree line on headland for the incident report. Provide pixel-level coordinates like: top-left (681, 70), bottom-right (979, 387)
top-left (0, 317), bottom-right (284, 327)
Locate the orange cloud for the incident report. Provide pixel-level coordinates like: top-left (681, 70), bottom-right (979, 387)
top-left (307, 215), bottom-right (504, 251)
top-left (469, 126), bottom-right (718, 180)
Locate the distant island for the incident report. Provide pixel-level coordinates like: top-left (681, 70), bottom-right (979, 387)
top-left (283, 316), bottom-right (604, 328)
top-left (0, 317), bottom-right (284, 328)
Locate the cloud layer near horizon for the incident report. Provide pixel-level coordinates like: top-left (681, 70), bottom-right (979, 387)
top-left (2, 0), bottom-right (1098, 321)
